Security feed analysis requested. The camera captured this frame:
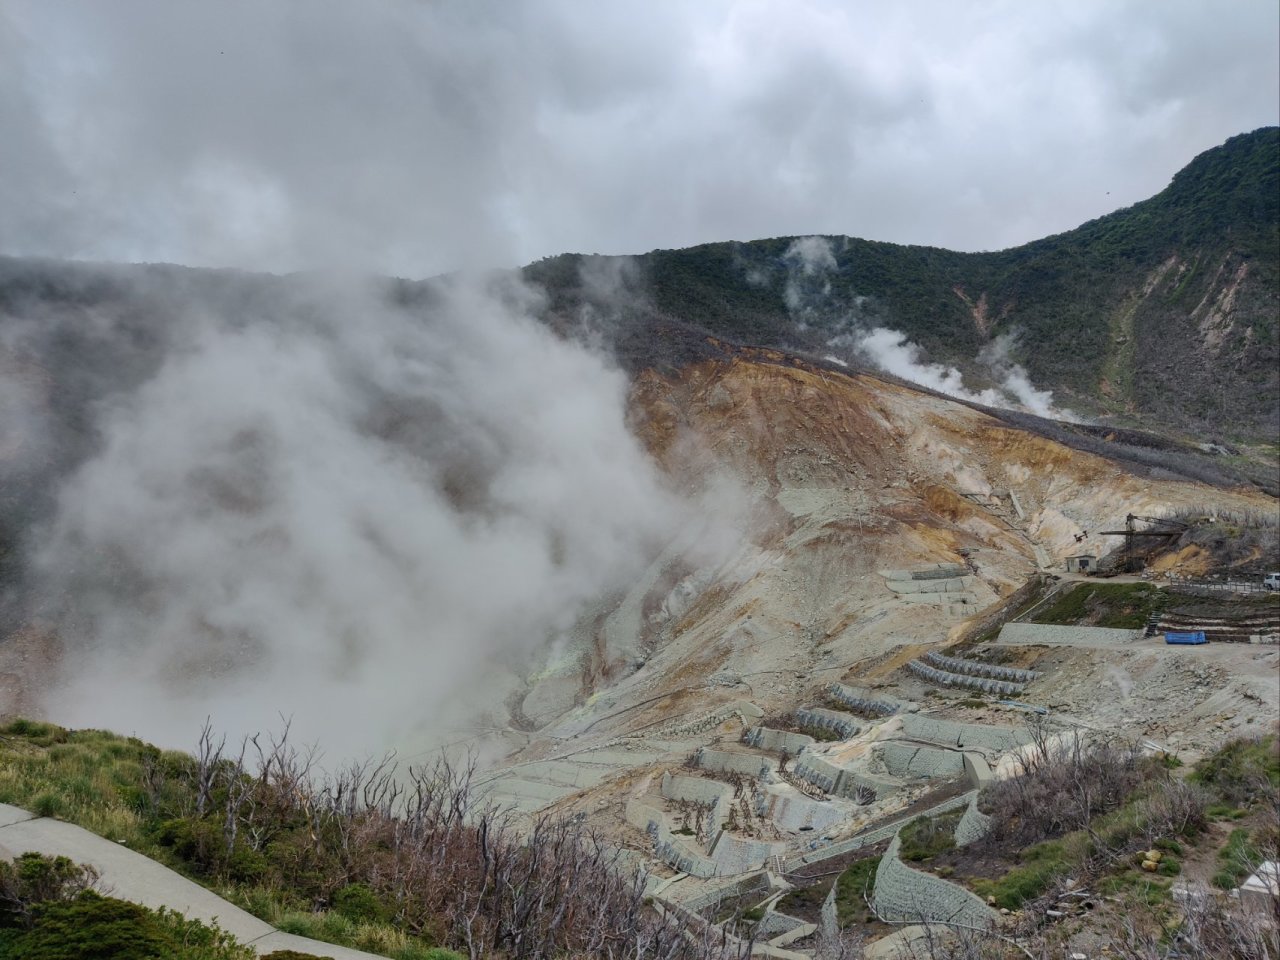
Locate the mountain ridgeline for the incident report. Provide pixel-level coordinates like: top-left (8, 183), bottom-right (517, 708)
top-left (526, 127), bottom-right (1280, 442)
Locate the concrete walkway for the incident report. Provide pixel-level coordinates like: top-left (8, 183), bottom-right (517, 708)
top-left (0, 803), bottom-right (390, 958)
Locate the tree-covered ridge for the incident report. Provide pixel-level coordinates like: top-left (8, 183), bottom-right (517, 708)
top-left (526, 127), bottom-right (1279, 441)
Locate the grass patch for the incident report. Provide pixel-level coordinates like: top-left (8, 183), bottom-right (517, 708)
top-left (1211, 827), bottom-right (1260, 890)
top-left (971, 838), bottom-right (1072, 909)
top-left (898, 813), bottom-right (959, 863)
top-left (833, 856), bottom-right (882, 926)
top-left (1097, 870), bottom-right (1172, 907)
top-left (1191, 735), bottom-right (1279, 807)
top-left (1030, 582), bottom-right (1168, 628)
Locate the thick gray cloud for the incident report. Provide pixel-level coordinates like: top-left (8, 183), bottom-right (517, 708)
top-left (2, 0), bottom-right (1277, 276)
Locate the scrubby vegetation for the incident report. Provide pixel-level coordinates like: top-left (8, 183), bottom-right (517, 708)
top-left (0, 718), bottom-right (724, 960)
top-left (0, 853), bottom-right (253, 960)
top-left (1191, 732), bottom-right (1280, 805)
top-left (897, 813), bottom-right (959, 863)
top-left (1162, 507), bottom-right (1280, 575)
top-left (831, 855), bottom-right (882, 928)
top-left (926, 732), bottom-right (1280, 957)
top-left (1030, 582), bottom-right (1168, 629)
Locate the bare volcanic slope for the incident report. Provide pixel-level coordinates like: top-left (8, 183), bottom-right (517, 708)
top-left (494, 354), bottom-right (1276, 772)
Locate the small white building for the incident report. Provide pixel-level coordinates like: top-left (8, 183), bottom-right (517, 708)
top-left (1064, 554), bottom-right (1097, 573)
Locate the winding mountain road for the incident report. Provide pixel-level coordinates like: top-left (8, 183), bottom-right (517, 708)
top-left (0, 803), bottom-right (390, 958)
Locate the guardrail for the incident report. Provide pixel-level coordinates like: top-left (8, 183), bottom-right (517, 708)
top-left (1165, 575), bottom-right (1274, 596)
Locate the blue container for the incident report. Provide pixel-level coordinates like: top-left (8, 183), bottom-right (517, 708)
top-left (1165, 631), bottom-right (1207, 645)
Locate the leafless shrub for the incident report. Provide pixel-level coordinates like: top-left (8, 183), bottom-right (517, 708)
top-left (813, 924), bottom-right (868, 959)
top-left (981, 723), bottom-right (1147, 847)
top-left (1136, 777), bottom-right (1209, 844)
top-left (1101, 881), bottom-right (1279, 960)
top-left (199, 723), bottom-right (717, 959)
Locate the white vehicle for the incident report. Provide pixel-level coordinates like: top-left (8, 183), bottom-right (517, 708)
top-left (1265, 572), bottom-right (1280, 591)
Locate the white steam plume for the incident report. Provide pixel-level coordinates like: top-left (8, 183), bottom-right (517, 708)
top-left (31, 274), bottom-right (697, 755)
top-left (852, 326), bottom-right (1078, 421)
top-left (853, 327), bottom-right (1001, 406)
top-left (782, 236), bottom-right (837, 317)
top-left (778, 238), bottom-right (1076, 421)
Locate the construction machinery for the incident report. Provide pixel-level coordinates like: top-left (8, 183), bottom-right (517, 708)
top-left (1098, 514), bottom-right (1188, 573)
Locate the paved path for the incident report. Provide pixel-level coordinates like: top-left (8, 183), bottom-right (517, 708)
top-left (0, 803), bottom-right (390, 958)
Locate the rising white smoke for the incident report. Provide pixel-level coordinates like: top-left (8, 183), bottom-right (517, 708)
top-left (853, 326), bottom-right (1078, 421)
top-left (780, 237), bottom-right (1076, 421)
top-left (782, 236), bottom-right (838, 320)
top-left (30, 273), bottom-right (702, 756)
top-left (853, 327), bottom-right (1003, 406)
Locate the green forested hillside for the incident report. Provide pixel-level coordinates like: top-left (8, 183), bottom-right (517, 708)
top-left (526, 127), bottom-right (1279, 441)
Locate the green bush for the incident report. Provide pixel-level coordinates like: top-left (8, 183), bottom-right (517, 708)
top-left (0, 892), bottom-right (254, 960)
top-left (3, 893), bottom-right (172, 960)
top-left (0, 853), bottom-right (97, 926)
top-left (154, 818), bottom-right (224, 870)
top-left (331, 883), bottom-right (387, 924)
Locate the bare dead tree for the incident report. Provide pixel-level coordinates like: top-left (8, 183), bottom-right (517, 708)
top-left (193, 716), bottom-right (225, 818)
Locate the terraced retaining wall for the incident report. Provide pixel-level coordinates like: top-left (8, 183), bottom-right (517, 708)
top-left (872, 833), bottom-right (998, 928)
top-left (696, 747), bottom-right (779, 778)
top-left (828, 683), bottom-right (902, 717)
top-left (655, 836), bottom-right (719, 877)
top-left (880, 564), bottom-right (968, 581)
top-left (664, 870), bottom-right (771, 914)
top-left (998, 623), bottom-right (1142, 646)
top-left (792, 752), bottom-right (896, 801)
top-left (625, 791), bottom-right (723, 877)
top-left (923, 650), bottom-right (1038, 683)
top-left (794, 706), bottom-right (860, 739)
top-left (745, 726), bottom-right (816, 755)
top-left (649, 699), bottom-right (765, 739)
top-left (763, 790), bottom-right (848, 833)
top-left (783, 791), bottom-right (975, 872)
top-left (954, 792), bottom-right (993, 847)
top-left (899, 713), bottom-right (1030, 752)
top-left (662, 772), bottom-right (734, 807)
top-left (878, 742), bottom-right (966, 780)
top-left (906, 659), bottom-right (1026, 696)
top-left (625, 797), bottom-right (664, 831)
top-left (709, 832), bottom-right (787, 875)
top-left (888, 577), bottom-right (971, 594)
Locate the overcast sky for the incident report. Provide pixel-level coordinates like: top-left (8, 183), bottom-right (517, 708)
top-left (2, 0), bottom-right (1277, 277)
